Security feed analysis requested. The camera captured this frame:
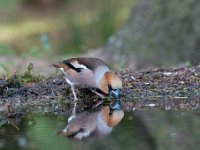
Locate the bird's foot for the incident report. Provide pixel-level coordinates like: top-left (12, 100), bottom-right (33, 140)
top-left (90, 89), bottom-right (105, 99)
top-left (72, 98), bottom-right (78, 117)
top-left (92, 100), bottom-right (104, 109)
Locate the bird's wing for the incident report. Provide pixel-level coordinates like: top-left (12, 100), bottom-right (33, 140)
top-left (62, 59), bottom-right (86, 72)
top-left (63, 57), bottom-right (108, 73)
top-left (66, 127), bottom-right (86, 137)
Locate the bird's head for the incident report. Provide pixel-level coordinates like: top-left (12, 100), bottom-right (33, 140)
top-left (99, 72), bottom-right (122, 99)
top-left (101, 105), bottom-right (124, 127)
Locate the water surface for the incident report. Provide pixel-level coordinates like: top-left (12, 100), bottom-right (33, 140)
top-left (0, 111), bottom-right (199, 150)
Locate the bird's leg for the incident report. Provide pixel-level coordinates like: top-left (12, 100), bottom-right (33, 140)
top-left (90, 89), bottom-right (105, 109)
top-left (92, 100), bottom-right (104, 109)
top-left (71, 85), bottom-right (78, 116)
top-left (90, 89), bottom-right (105, 99)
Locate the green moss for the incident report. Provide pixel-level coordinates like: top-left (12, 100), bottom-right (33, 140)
top-left (18, 63), bottom-right (44, 84)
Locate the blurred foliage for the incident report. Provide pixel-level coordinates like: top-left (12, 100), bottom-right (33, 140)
top-left (2, 0), bottom-right (199, 68)
top-left (18, 63), bottom-right (44, 84)
top-left (0, 0), bottom-right (21, 8)
top-left (0, 45), bottom-right (15, 55)
top-left (0, 0), bottom-right (133, 56)
top-left (1, 63), bottom-right (44, 87)
top-left (105, 0), bottom-right (200, 67)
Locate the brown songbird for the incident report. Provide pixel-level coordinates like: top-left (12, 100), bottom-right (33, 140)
top-left (52, 57), bottom-right (122, 115)
top-left (58, 100), bottom-right (124, 140)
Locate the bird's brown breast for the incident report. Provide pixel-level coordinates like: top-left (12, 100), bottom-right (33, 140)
top-left (64, 67), bottom-right (96, 88)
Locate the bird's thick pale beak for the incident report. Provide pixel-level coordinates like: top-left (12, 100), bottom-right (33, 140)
top-left (109, 100), bottom-right (122, 115)
top-left (109, 89), bottom-right (121, 99)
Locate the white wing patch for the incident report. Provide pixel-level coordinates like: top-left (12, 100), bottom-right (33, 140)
top-left (75, 130), bottom-right (91, 140)
top-left (71, 60), bottom-right (88, 70)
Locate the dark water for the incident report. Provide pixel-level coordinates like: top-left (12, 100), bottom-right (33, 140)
top-left (0, 111), bottom-right (200, 150)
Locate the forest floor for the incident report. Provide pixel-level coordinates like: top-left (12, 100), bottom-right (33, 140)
top-left (0, 65), bottom-right (200, 126)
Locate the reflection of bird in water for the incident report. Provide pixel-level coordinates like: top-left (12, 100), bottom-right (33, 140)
top-left (58, 100), bottom-right (124, 140)
top-left (52, 57), bottom-right (122, 116)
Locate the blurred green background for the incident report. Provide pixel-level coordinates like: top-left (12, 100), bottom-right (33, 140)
top-left (0, 0), bottom-right (132, 56)
top-left (0, 0), bottom-right (200, 75)
top-left (0, 0), bottom-right (133, 75)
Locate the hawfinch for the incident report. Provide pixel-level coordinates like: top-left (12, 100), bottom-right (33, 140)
top-left (58, 100), bottom-right (124, 140)
top-left (52, 57), bottom-right (122, 115)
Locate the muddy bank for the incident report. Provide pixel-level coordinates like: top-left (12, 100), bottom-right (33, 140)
top-left (0, 66), bottom-right (200, 117)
